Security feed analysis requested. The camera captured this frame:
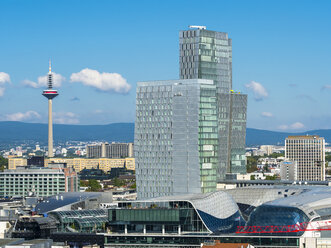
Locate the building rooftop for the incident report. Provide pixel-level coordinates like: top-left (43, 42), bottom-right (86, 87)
top-left (137, 79), bottom-right (214, 87)
top-left (35, 192), bottom-right (104, 214)
top-left (286, 135), bottom-right (321, 139)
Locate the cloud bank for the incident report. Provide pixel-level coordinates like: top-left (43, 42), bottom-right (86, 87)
top-left (53, 112), bottom-right (79, 124)
top-left (322, 85), bottom-right (331, 91)
top-left (261, 112), bottom-right (273, 117)
top-left (245, 81), bottom-right (268, 101)
top-left (5, 111), bottom-right (41, 121)
top-left (0, 72), bottom-right (10, 84)
top-left (278, 122), bottom-right (305, 130)
top-left (23, 72), bottom-right (65, 88)
top-left (70, 68), bottom-right (131, 93)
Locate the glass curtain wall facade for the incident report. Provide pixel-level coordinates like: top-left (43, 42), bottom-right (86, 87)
top-left (180, 28), bottom-right (247, 180)
top-left (48, 209), bottom-right (107, 233)
top-left (199, 86), bottom-right (218, 192)
top-left (135, 79), bottom-right (217, 199)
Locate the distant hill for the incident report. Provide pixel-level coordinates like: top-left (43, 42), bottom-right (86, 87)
top-left (245, 128), bottom-right (331, 146)
top-left (0, 121), bottom-right (134, 143)
top-left (0, 121), bottom-right (330, 146)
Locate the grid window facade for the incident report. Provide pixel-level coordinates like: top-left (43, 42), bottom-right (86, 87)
top-left (285, 136), bottom-right (325, 181)
top-left (0, 170), bottom-right (66, 197)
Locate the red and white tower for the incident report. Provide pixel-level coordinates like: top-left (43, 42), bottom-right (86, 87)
top-left (42, 61), bottom-right (58, 158)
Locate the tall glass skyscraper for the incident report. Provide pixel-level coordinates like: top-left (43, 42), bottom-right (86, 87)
top-left (135, 79), bottom-right (219, 199)
top-left (179, 27), bottom-right (247, 180)
top-left (135, 27), bottom-right (247, 199)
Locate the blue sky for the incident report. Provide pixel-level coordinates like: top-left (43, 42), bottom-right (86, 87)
top-left (1, 0), bottom-right (331, 131)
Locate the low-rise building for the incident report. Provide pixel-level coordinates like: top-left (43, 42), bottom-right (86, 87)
top-left (8, 157), bottom-right (27, 170)
top-left (0, 165), bottom-right (79, 198)
top-left (45, 158), bottom-right (135, 172)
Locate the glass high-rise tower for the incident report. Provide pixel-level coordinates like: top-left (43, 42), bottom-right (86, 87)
top-left (135, 79), bottom-right (219, 199)
top-left (179, 27), bottom-right (247, 180)
top-left (135, 27), bottom-right (247, 199)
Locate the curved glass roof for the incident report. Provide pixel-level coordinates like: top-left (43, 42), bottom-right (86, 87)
top-left (73, 216), bottom-right (108, 230)
top-left (49, 209), bottom-right (107, 223)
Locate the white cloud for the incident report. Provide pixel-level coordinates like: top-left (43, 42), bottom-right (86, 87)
top-left (5, 111), bottom-right (41, 121)
top-left (94, 109), bottom-right (104, 114)
top-left (278, 122), bottom-right (305, 130)
top-left (278, 125), bottom-right (289, 130)
top-left (0, 72), bottom-right (10, 85)
top-left (291, 122), bottom-right (305, 129)
top-left (322, 85), bottom-right (331, 90)
top-left (70, 68), bottom-right (131, 93)
top-left (53, 112), bottom-right (79, 124)
top-left (23, 72), bottom-right (65, 88)
top-left (261, 112), bottom-right (273, 117)
top-left (245, 81), bottom-right (268, 101)
top-left (0, 72), bottom-right (11, 97)
top-left (0, 87), bottom-right (5, 97)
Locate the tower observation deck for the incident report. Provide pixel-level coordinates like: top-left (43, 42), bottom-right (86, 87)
top-left (42, 61), bottom-right (58, 157)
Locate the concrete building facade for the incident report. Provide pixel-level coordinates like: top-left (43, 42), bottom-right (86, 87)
top-left (0, 165), bottom-right (78, 197)
top-left (8, 157), bottom-right (27, 170)
top-left (86, 143), bottom-right (134, 158)
top-left (280, 160), bottom-right (298, 181)
top-left (285, 135), bottom-right (325, 181)
top-left (45, 157), bottom-right (135, 172)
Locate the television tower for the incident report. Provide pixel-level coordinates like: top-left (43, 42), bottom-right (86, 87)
top-left (42, 61), bottom-right (58, 158)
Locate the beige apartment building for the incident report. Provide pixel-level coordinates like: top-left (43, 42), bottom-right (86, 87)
top-left (285, 135), bottom-right (325, 181)
top-left (8, 157), bottom-right (27, 169)
top-left (8, 157), bottom-right (135, 172)
top-left (45, 157), bottom-right (135, 172)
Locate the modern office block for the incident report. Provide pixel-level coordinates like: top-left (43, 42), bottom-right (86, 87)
top-left (0, 165), bottom-right (78, 197)
top-left (86, 144), bottom-right (103, 158)
top-left (86, 143), bottom-right (134, 158)
top-left (135, 79), bottom-right (219, 199)
top-left (179, 27), bottom-right (247, 180)
top-left (110, 142), bottom-right (134, 158)
top-left (280, 161), bottom-right (298, 181)
top-left (108, 191), bottom-right (241, 234)
top-left (285, 135), bottom-right (325, 181)
top-left (180, 28), bottom-right (232, 92)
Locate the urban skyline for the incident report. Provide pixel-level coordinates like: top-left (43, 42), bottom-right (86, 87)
top-left (1, 0), bottom-right (331, 132)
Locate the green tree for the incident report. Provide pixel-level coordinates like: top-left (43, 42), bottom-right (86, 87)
top-left (268, 152), bottom-right (284, 158)
top-left (265, 175), bottom-right (277, 180)
top-left (263, 163), bottom-right (270, 172)
top-left (130, 182), bottom-right (136, 189)
top-left (246, 156), bottom-right (258, 173)
top-left (80, 180), bottom-right (89, 187)
top-left (86, 179), bottom-right (101, 192)
top-left (113, 178), bottom-right (125, 187)
top-left (0, 156), bottom-right (8, 172)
